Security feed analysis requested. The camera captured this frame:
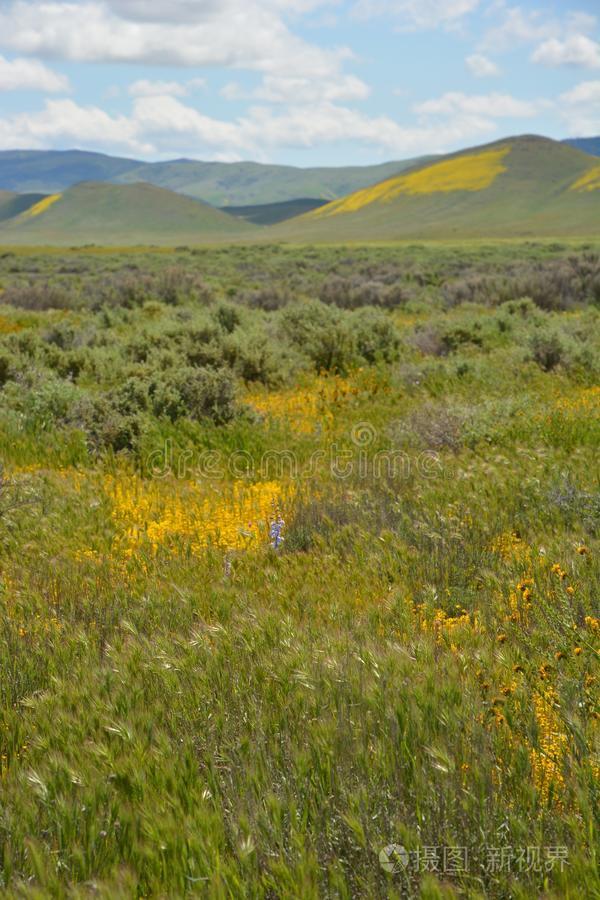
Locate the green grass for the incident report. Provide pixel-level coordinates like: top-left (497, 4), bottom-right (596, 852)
top-left (0, 242), bottom-right (599, 897)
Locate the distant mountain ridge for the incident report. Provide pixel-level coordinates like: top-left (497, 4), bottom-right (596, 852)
top-left (0, 149), bottom-right (434, 207)
top-left (563, 137), bottom-right (600, 157)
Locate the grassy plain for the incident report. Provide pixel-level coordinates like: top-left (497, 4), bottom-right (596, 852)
top-left (0, 240), bottom-right (598, 898)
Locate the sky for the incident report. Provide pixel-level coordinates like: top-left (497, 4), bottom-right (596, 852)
top-left (0, 0), bottom-right (598, 166)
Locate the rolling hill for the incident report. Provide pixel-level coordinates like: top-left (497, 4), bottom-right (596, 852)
top-left (0, 149), bottom-right (433, 206)
top-left (0, 182), bottom-right (256, 245)
top-left (277, 135), bottom-right (600, 241)
top-left (221, 197), bottom-right (328, 225)
top-left (564, 137), bottom-right (600, 157)
top-left (0, 190), bottom-right (48, 222)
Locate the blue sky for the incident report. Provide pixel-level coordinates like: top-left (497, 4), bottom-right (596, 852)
top-left (0, 0), bottom-right (598, 165)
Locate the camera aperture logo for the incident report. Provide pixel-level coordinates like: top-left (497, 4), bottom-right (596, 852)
top-left (379, 844), bottom-right (409, 874)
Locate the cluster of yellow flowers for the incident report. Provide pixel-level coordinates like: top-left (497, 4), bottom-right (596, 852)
top-left (104, 473), bottom-right (288, 556)
top-left (571, 165), bottom-right (600, 193)
top-left (554, 386), bottom-right (600, 416)
top-left (491, 531), bottom-right (532, 564)
top-left (309, 146), bottom-right (511, 217)
top-left (21, 193), bottom-right (62, 219)
top-left (0, 315), bottom-right (21, 335)
top-left (530, 687), bottom-right (567, 806)
top-left (245, 374), bottom-right (359, 434)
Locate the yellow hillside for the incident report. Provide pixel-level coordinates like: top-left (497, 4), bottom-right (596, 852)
top-left (571, 166), bottom-right (600, 192)
top-left (20, 193), bottom-right (62, 218)
top-left (309, 146), bottom-right (511, 218)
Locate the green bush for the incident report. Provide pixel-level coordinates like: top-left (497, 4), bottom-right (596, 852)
top-left (350, 307), bottom-right (400, 363)
top-left (529, 329), bottom-right (568, 371)
top-left (3, 373), bottom-right (81, 430)
top-left (69, 395), bottom-right (143, 452)
top-left (278, 299), bottom-right (353, 372)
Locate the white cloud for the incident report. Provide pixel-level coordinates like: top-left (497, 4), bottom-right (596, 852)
top-left (222, 73), bottom-right (370, 104)
top-left (561, 81), bottom-right (600, 106)
top-left (532, 35), bottom-right (600, 70)
top-left (415, 91), bottom-right (545, 119)
top-left (129, 80), bottom-right (189, 98)
top-left (0, 98), bottom-right (150, 154)
top-left (0, 54), bottom-right (69, 92)
top-left (0, 1), bottom-right (345, 78)
top-left (0, 91), bottom-right (501, 160)
top-left (352, 0), bottom-right (479, 29)
top-left (481, 6), bottom-right (556, 51)
top-left (466, 54), bottom-right (500, 78)
top-left (559, 80), bottom-right (600, 137)
top-left (482, 5), bottom-right (597, 54)
top-left (128, 78), bottom-right (206, 98)
top-left (132, 95), bottom-right (248, 152)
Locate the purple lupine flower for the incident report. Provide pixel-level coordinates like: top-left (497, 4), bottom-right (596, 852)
top-left (269, 515), bottom-right (285, 550)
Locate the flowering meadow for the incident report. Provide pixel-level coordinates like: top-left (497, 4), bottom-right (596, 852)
top-left (0, 242), bottom-right (598, 897)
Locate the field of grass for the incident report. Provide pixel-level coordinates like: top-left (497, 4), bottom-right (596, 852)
top-left (0, 241), bottom-right (599, 897)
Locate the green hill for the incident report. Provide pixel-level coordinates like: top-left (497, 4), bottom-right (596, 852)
top-left (278, 136), bottom-right (600, 240)
top-left (0, 190), bottom-right (48, 222)
top-left (221, 197), bottom-right (328, 225)
top-left (115, 157), bottom-right (434, 206)
top-left (564, 137), bottom-right (600, 157)
top-left (0, 182), bottom-right (256, 245)
top-left (0, 149), bottom-right (434, 206)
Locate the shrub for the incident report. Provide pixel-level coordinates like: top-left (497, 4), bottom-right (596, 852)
top-left (412, 322), bottom-right (483, 357)
top-left (320, 275), bottom-right (410, 309)
top-left (350, 308), bottom-right (400, 363)
top-left (223, 331), bottom-right (280, 385)
top-left (176, 367), bottom-right (237, 424)
top-left (529, 330), bottom-right (568, 371)
top-left (213, 302), bottom-right (240, 334)
top-left (69, 395), bottom-right (143, 452)
top-left (279, 300), bottom-right (353, 373)
top-left (442, 255), bottom-right (600, 312)
top-left (0, 352), bottom-right (14, 387)
top-left (240, 286), bottom-right (292, 311)
top-left (1, 281), bottom-right (77, 311)
top-left (405, 403), bottom-right (465, 452)
top-left (43, 347), bottom-right (88, 381)
top-left (185, 323), bottom-right (227, 369)
top-left (3, 374), bottom-right (81, 430)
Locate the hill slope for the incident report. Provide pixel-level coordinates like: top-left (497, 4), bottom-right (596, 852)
top-left (278, 136), bottom-right (600, 240)
top-left (0, 190), bottom-right (48, 222)
top-left (0, 182), bottom-right (256, 245)
top-left (0, 150), bottom-right (434, 206)
top-left (115, 157), bottom-right (434, 205)
top-left (564, 137), bottom-right (600, 157)
top-left (221, 197), bottom-right (328, 225)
